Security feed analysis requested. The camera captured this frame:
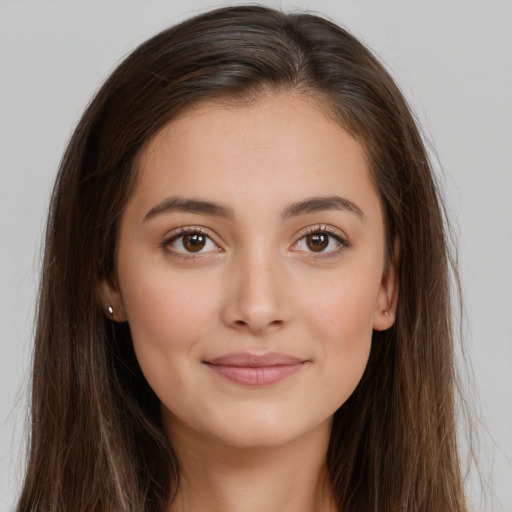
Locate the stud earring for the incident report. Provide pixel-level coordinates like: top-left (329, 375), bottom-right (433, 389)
top-left (107, 306), bottom-right (114, 321)
top-left (384, 311), bottom-right (389, 317)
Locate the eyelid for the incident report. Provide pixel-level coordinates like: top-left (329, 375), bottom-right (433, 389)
top-left (291, 224), bottom-right (350, 255)
top-left (162, 226), bottom-right (223, 258)
top-left (296, 224), bottom-right (348, 242)
top-left (160, 224), bottom-right (349, 260)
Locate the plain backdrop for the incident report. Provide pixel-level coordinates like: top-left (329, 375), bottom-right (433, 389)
top-left (1, 1), bottom-right (511, 510)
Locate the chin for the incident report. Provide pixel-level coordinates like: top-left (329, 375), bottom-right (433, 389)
top-left (200, 412), bottom-right (332, 450)
top-left (213, 428), bottom-right (297, 449)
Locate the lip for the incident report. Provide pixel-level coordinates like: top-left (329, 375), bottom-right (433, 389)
top-left (204, 352), bottom-right (306, 386)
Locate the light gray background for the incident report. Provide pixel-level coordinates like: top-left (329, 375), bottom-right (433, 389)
top-left (1, 1), bottom-right (511, 510)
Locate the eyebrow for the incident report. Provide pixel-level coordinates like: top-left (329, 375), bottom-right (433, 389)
top-left (281, 196), bottom-right (365, 220)
top-left (143, 195), bottom-right (364, 222)
top-left (144, 197), bottom-right (235, 221)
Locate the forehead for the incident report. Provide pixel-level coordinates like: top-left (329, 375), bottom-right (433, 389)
top-left (130, 92), bottom-right (381, 223)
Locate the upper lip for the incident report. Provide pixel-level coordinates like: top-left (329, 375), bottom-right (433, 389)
top-left (205, 352), bottom-right (305, 367)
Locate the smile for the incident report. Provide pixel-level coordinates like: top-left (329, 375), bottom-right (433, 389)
top-left (204, 352), bottom-right (306, 386)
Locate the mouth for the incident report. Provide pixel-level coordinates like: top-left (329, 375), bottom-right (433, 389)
top-left (203, 352), bottom-right (307, 386)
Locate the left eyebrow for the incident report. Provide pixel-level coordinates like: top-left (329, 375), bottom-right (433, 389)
top-left (281, 196), bottom-right (365, 220)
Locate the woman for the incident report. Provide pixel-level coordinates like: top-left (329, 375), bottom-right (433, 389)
top-left (16, 5), bottom-right (468, 511)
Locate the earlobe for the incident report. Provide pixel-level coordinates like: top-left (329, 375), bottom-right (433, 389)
top-left (373, 241), bottom-right (399, 331)
top-left (373, 267), bottom-right (398, 331)
top-left (98, 275), bottom-right (127, 322)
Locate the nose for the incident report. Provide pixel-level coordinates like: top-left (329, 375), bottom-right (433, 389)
top-left (220, 247), bottom-right (291, 335)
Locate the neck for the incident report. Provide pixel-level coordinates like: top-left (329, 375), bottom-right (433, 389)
top-left (167, 419), bottom-right (336, 512)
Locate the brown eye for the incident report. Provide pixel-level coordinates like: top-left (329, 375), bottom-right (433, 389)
top-left (293, 229), bottom-right (346, 255)
top-left (183, 233), bottom-right (206, 252)
top-left (306, 233), bottom-right (329, 252)
top-left (167, 230), bottom-right (218, 255)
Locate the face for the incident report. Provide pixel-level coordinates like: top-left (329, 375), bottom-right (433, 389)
top-left (103, 93), bottom-right (397, 449)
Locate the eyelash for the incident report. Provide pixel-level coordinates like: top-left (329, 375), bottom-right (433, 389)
top-left (162, 224), bottom-right (349, 260)
top-left (292, 225), bottom-right (349, 257)
top-left (162, 227), bottom-right (220, 261)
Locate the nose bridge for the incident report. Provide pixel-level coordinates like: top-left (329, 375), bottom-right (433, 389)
top-left (223, 238), bottom-right (289, 333)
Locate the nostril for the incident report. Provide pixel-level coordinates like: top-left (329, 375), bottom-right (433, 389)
top-left (231, 318), bottom-right (284, 332)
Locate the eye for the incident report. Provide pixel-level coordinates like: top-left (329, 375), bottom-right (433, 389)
top-left (293, 228), bottom-right (347, 254)
top-left (165, 229), bottom-right (219, 255)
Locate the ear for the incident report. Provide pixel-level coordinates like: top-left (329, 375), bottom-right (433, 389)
top-left (98, 273), bottom-right (127, 323)
top-left (372, 240), bottom-right (399, 331)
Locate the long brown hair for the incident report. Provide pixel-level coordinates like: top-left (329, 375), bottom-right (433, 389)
top-left (17, 6), bottom-right (468, 511)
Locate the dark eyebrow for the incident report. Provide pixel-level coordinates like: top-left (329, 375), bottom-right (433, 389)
top-left (144, 195), bottom-right (364, 223)
top-left (281, 196), bottom-right (365, 220)
top-left (143, 197), bottom-right (235, 221)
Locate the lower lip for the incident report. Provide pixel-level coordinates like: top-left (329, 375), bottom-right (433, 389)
top-left (205, 363), bottom-right (304, 386)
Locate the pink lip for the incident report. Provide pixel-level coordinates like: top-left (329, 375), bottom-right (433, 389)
top-left (204, 352), bottom-right (306, 386)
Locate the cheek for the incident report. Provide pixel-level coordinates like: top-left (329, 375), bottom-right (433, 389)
top-left (117, 261), bottom-right (219, 386)
top-left (304, 264), bottom-right (380, 342)
top-left (299, 264), bottom-right (380, 402)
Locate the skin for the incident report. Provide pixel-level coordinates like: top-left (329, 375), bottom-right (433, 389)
top-left (102, 92), bottom-right (398, 512)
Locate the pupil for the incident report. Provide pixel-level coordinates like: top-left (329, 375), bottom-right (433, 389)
top-left (307, 233), bottom-right (328, 252)
top-left (183, 233), bottom-right (205, 252)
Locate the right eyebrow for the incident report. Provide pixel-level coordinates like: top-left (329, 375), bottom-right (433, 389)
top-left (143, 197), bottom-right (235, 222)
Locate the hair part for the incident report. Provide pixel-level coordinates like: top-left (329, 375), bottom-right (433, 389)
top-left (18, 5), bottom-right (467, 511)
